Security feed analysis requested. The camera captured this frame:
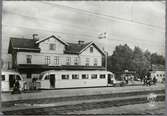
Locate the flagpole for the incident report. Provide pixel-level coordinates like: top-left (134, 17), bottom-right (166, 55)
top-left (98, 32), bottom-right (108, 71)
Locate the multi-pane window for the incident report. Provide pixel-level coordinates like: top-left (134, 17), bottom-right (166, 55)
top-left (82, 74), bottom-right (89, 79)
top-left (72, 74), bottom-right (79, 79)
top-left (91, 74), bottom-right (97, 79)
top-left (62, 75), bottom-right (69, 80)
top-left (100, 74), bottom-right (106, 79)
top-left (85, 58), bottom-right (90, 66)
top-left (66, 57), bottom-right (71, 65)
top-left (26, 55), bottom-right (32, 64)
top-left (49, 44), bottom-right (56, 50)
top-left (54, 56), bottom-right (59, 65)
top-left (45, 56), bottom-right (51, 65)
top-left (94, 58), bottom-right (98, 66)
top-left (74, 57), bottom-right (79, 65)
top-left (90, 47), bottom-right (93, 53)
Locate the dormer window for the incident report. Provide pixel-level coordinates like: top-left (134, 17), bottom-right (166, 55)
top-left (49, 44), bottom-right (56, 50)
top-left (90, 47), bottom-right (93, 53)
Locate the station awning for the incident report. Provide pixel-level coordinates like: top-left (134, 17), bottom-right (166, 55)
top-left (16, 64), bottom-right (106, 73)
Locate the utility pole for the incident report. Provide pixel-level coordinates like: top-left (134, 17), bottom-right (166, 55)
top-left (98, 32), bottom-right (108, 71)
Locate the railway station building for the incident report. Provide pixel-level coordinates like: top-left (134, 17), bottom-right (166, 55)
top-left (8, 34), bottom-right (106, 79)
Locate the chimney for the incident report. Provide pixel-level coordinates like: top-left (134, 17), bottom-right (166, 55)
top-left (33, 34), bottom-right (39, 41)
top-left (78, 40), bottom-right (84, 45)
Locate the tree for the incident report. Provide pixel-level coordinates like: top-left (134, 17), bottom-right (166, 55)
top-left (108, 44), bottom-right (165, 80)
top-left (151, 53), bottom-right (165, 65)
top-left (132, 47), bottom-right (150, 80)
top-left (108, 44), bottom-right (134, 79)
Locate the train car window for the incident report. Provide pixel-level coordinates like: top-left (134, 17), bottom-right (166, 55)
top-left (62, 75), bottom-right (69, 80)
top-left (108, 74), bottom-right (113, 78)
top-left (72, 74), bottom-right (79, 79)
top-left (91, 74), bottom-right (97, 79)
top-left (2, 75), bottom-right (5, 81)
top-left (100, 74), bottom-right (106, 79)
top-left (16, 75), bottom-right (21, 80)
top-left (39, 73), bottom-right (45, 80)
top-left (44, 75), bottom-right (50, 80)
top-left (82, 74), bottom-right (89, 79)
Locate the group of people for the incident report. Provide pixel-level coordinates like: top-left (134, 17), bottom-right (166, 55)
top-left (143, 72), bottom-right (157, 86)
top-left (11, 77), bottom-right (39, 94)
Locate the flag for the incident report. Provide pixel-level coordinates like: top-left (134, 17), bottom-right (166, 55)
top-left (98, 32), bottom-right (107, 39)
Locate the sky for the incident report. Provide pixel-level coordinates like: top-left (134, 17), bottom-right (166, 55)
top-left (1, 1), bottom-right (166, 66)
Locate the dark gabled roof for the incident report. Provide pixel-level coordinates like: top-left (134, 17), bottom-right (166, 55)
top-left (64, 41), bottom-right (105, 56)
top-left (64, 42), bottom-right (91, 54)
top-left (36, 35), bottom-right (68, 45)
top-left (8, 35), bottom-right (105, 56)
top-left (8, 37), bottom-right (40, 54)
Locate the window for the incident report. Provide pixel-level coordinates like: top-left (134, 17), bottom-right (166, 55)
top-left (85, 58), bottom-right (90, 66)
top-left (54, 56), bottom-right (59, 65)
top-left (16, 75), bottom-right (21, 80)
top-left (157, 74), bottom-right (159, 77)
top-left (72, 74), bottom-right (79, 79)
top-left (90, 47), bottom-right (93, 53)
top-left (108, 74), bottom-right (113, 79)
top-left (100, 74), bottom-right (106, 79)
top-left (74, 57), bottom-right (79, 65)
top-left (45, 56), bottom-right (51, 65)
top-left (94, 58), bottom-right (98, 66)
top-left (2, 75), bottom-right (5, 81)
top-left (26, 55), bottom-right (32, 64)
top-left (82, 74), bottom-right (89, 79)
top-left (44, 75), bottom-right (50, 80)
top-left (91, 74), bottom-right (97, 79)
top-left (160, 74), bottom-right (162, 77)
top-left (66, 57), bottom-right (71, 65)
top-left (62, 75), bottom-right (69, 80)
top-left (49, 44), bottom-right (56, 50)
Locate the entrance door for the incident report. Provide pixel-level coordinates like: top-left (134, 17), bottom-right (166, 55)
top-left (108, 74), bottom-right (113, 84)
top-left (49, 74), bottom-right (55, 88)
top-left (9, 74), bottom-right (16, 89)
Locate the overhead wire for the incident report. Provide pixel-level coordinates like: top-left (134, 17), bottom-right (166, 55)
top-left (42, 1), bottom-right (165, 30)
top-left (3, 10), bottom-right (164, 44)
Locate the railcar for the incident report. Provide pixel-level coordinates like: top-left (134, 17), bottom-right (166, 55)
top-left (1, 70), bottom-right (25, 92)
top-left (37, 70), bottom-right (115, 89)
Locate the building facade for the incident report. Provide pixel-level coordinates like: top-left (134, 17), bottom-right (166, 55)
top-left (8, 35), bottom-right (106, 79)
top-left (150, 64), bottom-right (165, 83)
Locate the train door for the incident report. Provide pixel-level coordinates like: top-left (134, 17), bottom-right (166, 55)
top-left (107, 74), bottom-right (113, 85)
top-left (9, 74), bottom-right (16, 89)
top-left (49, 74), bottom-right (55, 88)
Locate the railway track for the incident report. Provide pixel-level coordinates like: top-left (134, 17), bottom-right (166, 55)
top-left (2, 89), bottom-right (164, 107)
top-left (2, 89), bottom-right (165, 115)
